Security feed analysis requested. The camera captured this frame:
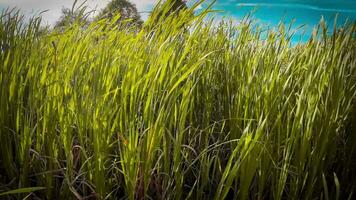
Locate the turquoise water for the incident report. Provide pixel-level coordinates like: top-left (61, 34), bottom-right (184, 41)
top-left (202, 0), bottom-right (356, 43)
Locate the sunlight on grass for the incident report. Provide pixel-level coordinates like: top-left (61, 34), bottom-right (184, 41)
top-left (0, 1), bottom-right (356, 199)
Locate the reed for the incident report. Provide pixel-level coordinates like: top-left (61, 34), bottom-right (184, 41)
top-left (0, 1), bottom-right (355, 199)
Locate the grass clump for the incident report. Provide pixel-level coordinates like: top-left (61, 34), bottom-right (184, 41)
top-left (1, 1), bottom-right (356, 199)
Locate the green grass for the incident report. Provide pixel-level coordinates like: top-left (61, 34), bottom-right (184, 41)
top-left (1, 1), bottom-right (356, 199)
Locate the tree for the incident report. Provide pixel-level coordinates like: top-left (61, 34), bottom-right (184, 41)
top-left (53, 0), bottom-right (92, 30)
top-left (146, 0), bottom-right (190, 30)
top-left (171, 0), bottom-right (188, 13)
top-left (96, 0), bottom-right (143, 28)
top-left (54, 7), bottom-right (90, 29)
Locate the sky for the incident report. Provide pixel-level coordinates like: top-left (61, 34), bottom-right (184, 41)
top-left (1, 0), bottom-right (356, 43)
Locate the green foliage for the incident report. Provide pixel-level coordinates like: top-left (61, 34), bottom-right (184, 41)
top-left (96, 0), bottom-right (143, 28)
top-left (1, 1), bottom-right (356, 200)
top-left (170, 0), bottom-right (188, 12)
top-left (54, 0), bottom-right (91, 29)
top-left (0, 187), bottom-right (46, 197)
top-left (147, 0), bottom-right (192, 30)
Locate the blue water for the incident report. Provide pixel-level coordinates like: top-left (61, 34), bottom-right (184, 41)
top-left (198, 0), bottom-right (356, 44)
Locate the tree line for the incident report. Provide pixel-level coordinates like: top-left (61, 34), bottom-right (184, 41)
top-left (54, 0), bottom-right (188, 29)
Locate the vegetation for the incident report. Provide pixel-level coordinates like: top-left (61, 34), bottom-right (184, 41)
top-left (1, 1), bottom-right (356, 199)
top-left (54, 1), bottom-right (92, 29)
top-left (148, 0), bottom-right (190, 29)
top-left (55, 0), bottom-right (143, 30)
top-left (169, 0), bottom-right (188, 12)
top-left (96, 0), bottom-right (143, 28)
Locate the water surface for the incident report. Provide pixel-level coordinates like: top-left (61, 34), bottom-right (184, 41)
top-left (202, 0), bottom-right (356, 43)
